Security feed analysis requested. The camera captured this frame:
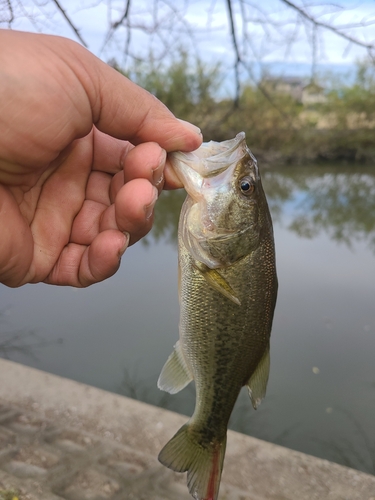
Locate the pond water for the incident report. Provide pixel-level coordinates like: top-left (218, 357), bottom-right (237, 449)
top-left (1, 163), bottom-right (375, 475)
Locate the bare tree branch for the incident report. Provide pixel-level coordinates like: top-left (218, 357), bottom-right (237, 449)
top-left (51, 0), bottom-right (88, 47)
top-left (0, 329), bottom-right (63, 361)
top-left (100, 0), bottom-right (131, 52)
top-left (280, 0), bottom-right (375, 53)
top-left (113, 0), bottom-right (131, 30)
top-left (5, 0), bottom-right (14, 25)
top-left (226, 0), bottom-right (241, 104)
top-left (3, 0), bottom-right (375, 95)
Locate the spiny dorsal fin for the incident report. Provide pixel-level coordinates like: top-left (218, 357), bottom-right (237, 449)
top-left (246, 345), bottom-right (270, 409)
top-left (157, 341), bottom-right (193, 394)
top-left (194, 261), bottom-right (241, 306)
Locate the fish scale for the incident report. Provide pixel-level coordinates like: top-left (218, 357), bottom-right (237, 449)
top-left (157, 132), bottom-right (278, 500)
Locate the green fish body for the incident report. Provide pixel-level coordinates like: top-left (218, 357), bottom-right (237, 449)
top-left (158, 132), bottom-right (278, 500)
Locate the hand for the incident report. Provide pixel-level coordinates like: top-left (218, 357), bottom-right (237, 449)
top-left (0, 30), bottom-right (202, 288)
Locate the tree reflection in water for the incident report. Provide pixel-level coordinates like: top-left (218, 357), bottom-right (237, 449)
top-left (144, 190), bottom-right (185, 246)
top-left (264, 165), bottom-right (375, 253)
top-left (0, 310), bottom-right (62, 360)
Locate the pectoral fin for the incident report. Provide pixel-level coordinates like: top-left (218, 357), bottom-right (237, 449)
top-left (246, 345), bottom-right (270, 409)
top-left (194, 261), bottom-right (241, 306)
top-left (157, 341), bottom-right (193, 394)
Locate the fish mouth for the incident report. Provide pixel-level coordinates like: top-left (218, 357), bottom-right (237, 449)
top-left (184, 131), bottom-right (247, 177)
top-left (170, 132), bottom-right (248, 198)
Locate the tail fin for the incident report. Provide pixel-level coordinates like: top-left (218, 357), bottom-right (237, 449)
top-left (158, 423), bottom-right (227, 500)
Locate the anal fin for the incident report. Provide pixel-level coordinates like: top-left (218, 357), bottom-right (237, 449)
top-left (157, 341), bottom-right (193, 394)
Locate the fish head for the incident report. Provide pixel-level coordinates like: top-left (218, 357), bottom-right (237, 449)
top-left (170, 132), bottom-right (270, 269)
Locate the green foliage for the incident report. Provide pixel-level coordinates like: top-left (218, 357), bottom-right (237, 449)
top-left (324, 59), bottom-right (375, 124)
top-left (0, 490), bottom-right (19, 500)
top-left (124, 50), bottom-right (223, 138)
top-left (226, 84), bottom-right (302, 157)
top-left (117, 53), bottom-right (375, 163)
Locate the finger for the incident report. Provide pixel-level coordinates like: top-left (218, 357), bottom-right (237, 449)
top-left (29, 136), bottom-right (91, 279)
top-left (99, 204), bottom-right (117, 233)
top-left (45, 230), bottom-right (128, 287)
top-left (163, 155), bottom-right (184, 190)
top-left (86, 171), bottom-right (112, 205)
top-left (86, 178), bottom-right (158, 248)
top-left (0, 186), bottom-right (34, 287)
top-left (80, 230), bottom-right (128, 286)
top-left (109, 171), bottom-right (124, 204)
top-left (70, 200), bottom-right (107, 245)
top-left (93, 73), bottom-right (202, 152)
top-left (115, 178), bottom-right (158, 245)
top-left (91, 127), bottom-right (134, 174)
top-left (71, 202), bottom-right (119, 246)
top-left (122, 142), bottom-right (166, 193)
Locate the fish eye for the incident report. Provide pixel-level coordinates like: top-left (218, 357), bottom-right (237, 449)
top-left (239, 176), bottom-right (255, 196)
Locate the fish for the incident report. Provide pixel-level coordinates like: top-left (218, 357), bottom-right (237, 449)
top-left (157, 132), bottom-right (278, 500)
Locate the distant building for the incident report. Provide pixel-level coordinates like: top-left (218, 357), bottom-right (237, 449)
top-left (261, 76), bottom-right (326, 105)
top-left (262, 76), bottom-right (305, 101)
top-left (301, 82), bottom-right (327, 105)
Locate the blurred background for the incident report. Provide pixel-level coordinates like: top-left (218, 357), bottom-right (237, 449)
top-left (1, 0), bottom-right (375, 476)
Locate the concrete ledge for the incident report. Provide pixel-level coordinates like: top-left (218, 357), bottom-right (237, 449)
top-left (0, 358), bottom-right (374, 499)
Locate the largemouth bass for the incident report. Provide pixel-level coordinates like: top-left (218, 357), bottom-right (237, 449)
top-left (157, 132), bottom-right (278, 500)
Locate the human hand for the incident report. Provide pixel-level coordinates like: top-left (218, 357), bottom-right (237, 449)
top-left (0, 30), bottom-right (202, 288)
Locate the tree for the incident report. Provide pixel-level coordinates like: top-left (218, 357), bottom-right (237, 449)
top-left (2, 1), bottom-right (375, 100)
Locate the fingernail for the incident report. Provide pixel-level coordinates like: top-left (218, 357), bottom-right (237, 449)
top-left (152, 150), bottom-right (166, 187)
top-left (145, 187), bottom-right (158, 220)
top-left (178, 118), bottom-right (202, 136)
top-left (119, 232), bottom-right (130, 257)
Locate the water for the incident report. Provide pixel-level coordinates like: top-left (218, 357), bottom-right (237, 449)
top-left (1, 164), bottom-right (375, 474)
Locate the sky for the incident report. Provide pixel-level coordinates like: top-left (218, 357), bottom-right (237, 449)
top-left (1, 0), bottom-right (375, 74)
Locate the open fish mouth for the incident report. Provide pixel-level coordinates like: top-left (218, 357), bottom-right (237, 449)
top-left (170, 132), bottom-right (249, 194)
top-left (185, 131), bottom-right (247, 177)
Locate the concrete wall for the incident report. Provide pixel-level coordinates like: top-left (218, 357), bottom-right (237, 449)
top-left (0, 359), bottom-right (374, 500)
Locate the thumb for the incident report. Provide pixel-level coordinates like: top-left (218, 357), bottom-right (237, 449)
top-left (64, 41), bottom-right (202, 152)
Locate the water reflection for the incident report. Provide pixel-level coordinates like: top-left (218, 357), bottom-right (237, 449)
top-left (0, 310), bottom-right (62, 360)
top-left (265, 166), bottom-right (375, 252)
top-left (144, 190), bottom-right (185, 245)
top-left (318, 407), bottom-right (375, 474)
